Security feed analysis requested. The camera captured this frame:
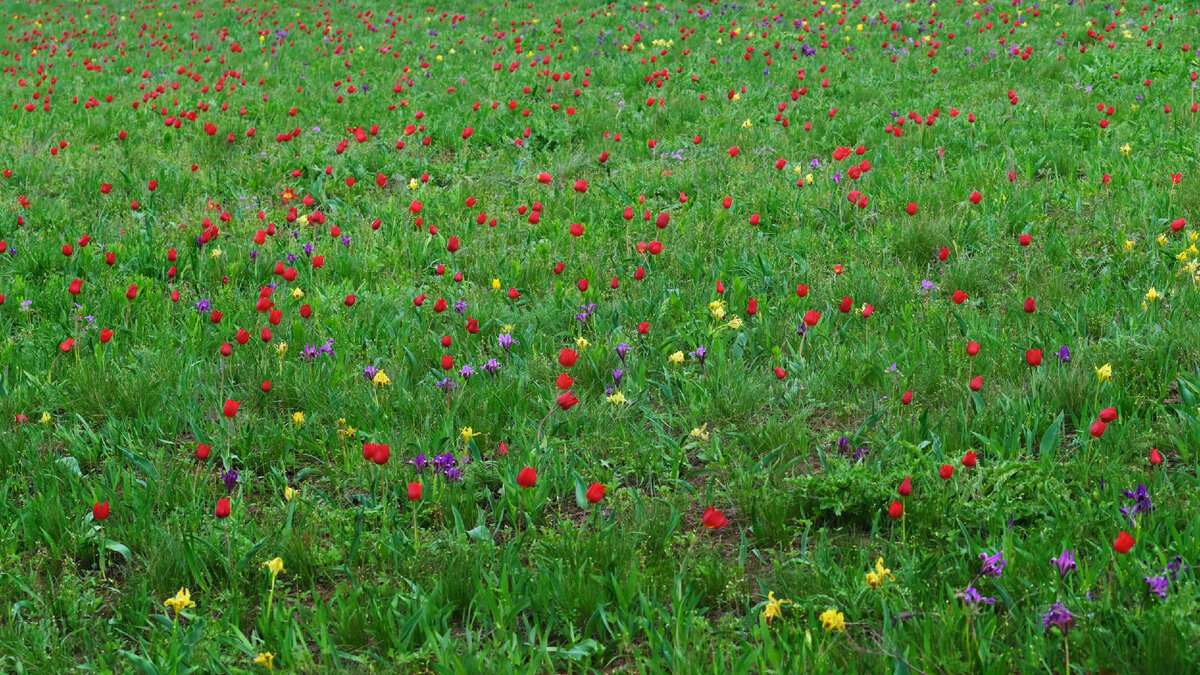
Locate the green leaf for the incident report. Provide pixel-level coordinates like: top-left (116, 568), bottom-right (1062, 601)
top-left (105, 540), bottom-right (132, 561)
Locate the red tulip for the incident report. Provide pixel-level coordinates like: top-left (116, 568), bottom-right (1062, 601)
top-left (746, 299), bottom-right (758, 316)
top-left (637, 321), bottom-right (650, 335)
top-left (1113, 531), bottom-right (1135, 554)
top-left (773, 367), bottom-right (786, 379)
top-left (215, 498), bottom-right (231, 519)
top-left (573, 179), bottom-right (588, 193)
top-left (1149, 448), bottom-right (1163, 466)
top-left (577, 279), bottom-right (589, 292)
top-left (1026, 349), bottom-right (1043, 367)
top-left (556, 373), bottom-right (574, 390)
top-left (968, 190), bottom-right (982, 205)
top-left (888, 501), bottom-right (903, 519)
top-left (210, 311), bottom-right (223, 324)
top-left (558, 349), bottom-right (578, 368)
top-left (966, 341), bottom-right (980, 357)
top-left (93, 502), bottom-right (110, 521)
top-left (939, 464), bottom-right (954, 480)
top-left (408, 482), bottom-right (423, 501)
top-left (222, 400), bottom-right (240, 418)
top-left (897, 476), bottom-right (912, 497)
top-left (373, 445), bottom-right (390, 465)
top-left (1019, 234), bottom-right (1032, 247)
top-left (261, 380), bottom-right (271, 392)
top-left (1169, 218), bottom-right (1186, 232)
top-left (1023, 297), bottom-right (1036, 313)
top-left (498, 442), bottom-right (509, 457)
top-left (939, 248), bottom-right (950, 261)
top-left (838, 296), bottom-right (853, 313)
top-left (446, 237), bottom-right (460, 253)
top-left (586, 483), bottom-right (606, 504)
top-left (803, 310), bottom-right (821, 327)
top-left (701, 506), bottom-right (729, 529)
top-left (441, 355), bottom-right (454, 370)
top-left (69, 279), bottom-right (83, 296)
top-left (220, 342), bottom-right (232, 357)
top-left (796, 284), bottom-right (808, 297)
top-left (196, 444), bottom-right (211, 460)
top-left (905, 202), bottom-right (918, 216)
top-left (517, 466), bottom-right (537, 488)
top-left (1089, 419), bottom-right (1107, 438)
top-left (557, 391), bottom-right (579, 410)
top-left (749, 213), bottom-right (760, 226)
top-left (100, 329), bottom-right (115, 344)
top-left (900, 391), bottom-right (913, 405)
top-left (125, 284), bottom-right (138, 300)
top-left (952, 290), bottom-right (969, 305)
top-left (962, 451), bottom-right (977, 468)
top-left (60, 338), bottom-right (75, 353)
top-left (1099, 407), bottom-right (1118, 423)
top-left (969, 376), bottom-right (983, 391)
top-left (536, 172), bottom-right (552, 184)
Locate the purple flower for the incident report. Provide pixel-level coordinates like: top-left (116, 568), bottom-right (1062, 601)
top-left (612, 369), bottom-right (623, 387)
top-left (220, 468), bottom-right (239, 494)
top-left (498, 333), bottom-right (518, 354)
top-left (1145, 576), bottom-right (1169, 599)
top-left (957, 587), bottom-right (996, 606)
top-left (1119, 483), bottom-right (1153, 520)
top-left (691, 346), bottom-right (707, 364)
top-left (434, 378), bottom-right (458, 392)
top-left (363, 365), bottom-right (379, 381)
top-left (483, 358), bottom-right (502, 376)
top-left (1041, 603), bottom-right (1075, 634)
top-left (459, 364), bottom-right (476, 381)
top-left (978, 552), bottom-right (1007, 579)
top-left (1054, 346), bottom-right (1071, 362)
top-left (1165, 556), bottom-right (1187, 581)
top-left (300, 343), bottom-right (319, 361)
top-left (836, 437), bottom-right (850, 454)
top-left (616, 342), bottom-right (630, 363)
top-left (250, 250), bottom-right (259, 260)
top-left (1049, 549), bottom-right (1076, 580)
top-left (453, 300), bottom-right (468, 315)
top-left (194, 298), bottom-right (211, 314)
top-left (407, 454), bottom-right (429, 473)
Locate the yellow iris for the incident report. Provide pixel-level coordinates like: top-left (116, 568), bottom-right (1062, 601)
top-left (1094, 363), bottom-right (1113, 384)
top-left (865, 558), bottom-right (896, 590)
top-left (253, 652), bottom-right (275, 671)
top-left (460, 427), bottom-right (481, 444)
top-left (668, 351), bottom-right (685, 366)
top-left (606, 391), bottom-right (627, 405)
top-left (819, 608), bottom-right (846, 632)
top-left (762, 591), bottom-right (792, 625)
top-left (291, 411), bottom-right (305, 427)
top-left (372, 370), bottom-right (392, 387)
top-left (164, 588), bottom-right (196, 617)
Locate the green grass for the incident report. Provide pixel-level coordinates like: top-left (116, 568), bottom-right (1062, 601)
top-left (2, 0), bottom-right (1200, 672)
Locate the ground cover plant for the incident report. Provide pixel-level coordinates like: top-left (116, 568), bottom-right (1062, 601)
top-left (1, 0), bottom-right (1200, 671)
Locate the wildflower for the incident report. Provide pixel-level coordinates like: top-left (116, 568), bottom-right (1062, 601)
top-left (726, 316), bottom-right (743, 329)
top-left (668, 351), bottom-right (685, 366)
top-left (1049, 550), bottom-right (1076, 580)
top-left (865, 558), bottom-right (895, 590)
top-left (261, 557), bottom-right (285, 580)
top-left (220, 469), bottom-right (239, 494)
top-left (291, 288), bottom-right (304, 299)
top-left (253, 652), bottom-right (275, 671)
top-left (408, 178), bottom-right (420, 190)
top-left (284, 486), bottom-right (297, 502)
top-left (407, 454), bottom-right (429, 473)
top-left (957, 587), bottom-right (996, 606)
top-left (164, 588), bottom-right (196, 617)
top-left (708, 299), bottom-right (727, 320)
top-left (209, 247), bottom-right (223, 259)
top-left (497, 333), bottom-right (519, 354)
top-left (762, 591), bottom-right (791, 625)
top-left (482, 358), bottom-right (502, 376)
top-left (460, 427), bottom-right (481, 444)
top-left (275, 342), bottom-right (288, 358)
top-left (819, 609), bottom-right (846, 632)
top-left (615, 342), bottom-right (630, 362)
top-left (291, 411), bottom-right (305, 427)
top-left (1157, 233), bottom-right (1169, 246)
top-left (1123, 240), bottom-right (1136, 251)
top-left (372, 370), bottom-right (391, 386)
top-left (492, 278), bottom-right (500, 290)
top-left (1145, 576), bottom-right (1168, 599)
top-left (1054, 346), bottom-right (1071, 363)
top-left (701, 505), bottom-right (729, 529)
top-left (1144, 287), bottom-right (1162, 302)
top-left (1041, 603), bottom-right (1076, 634)
top-left (459, 364), bottom-right (476, 381)
top-left (434, 378), bottom-right (458, 393)
top-left (1119, 483), bottom-right (1153, 519)
top-left (978, 551), bottom-right (1007, 579)
top-left (612, 369), bottom-right (623, 386)
top-left (607, 391), bottom-right (627, 405)
top-left (1094, 363), bottom-right (1112, 383)
top-left (363, 365), bottom-right (379, 381)
top-left (741, 118), bottom-right (752, 129)
top-left (39, 411), bottom-right (51, 425)
top-left (690, 424), bottom-right (710, 441)
top-left (575, 337), bottom-right (590, 350)
top-left (1119, 143), bottom-right (1131, 156)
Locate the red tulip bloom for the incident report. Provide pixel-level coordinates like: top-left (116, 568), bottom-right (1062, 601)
top-left (60, 338), bottom-right (75, 353)
top-left (261, 380), bottom-right (271, 393)
top-left (373, 445), bottom-right (390, 465)
top-left (577, 279), bottom-right (589, 292)
top-left (952, 290), bottom-right (969, 305)
top-left (1149, 448), bottom-right (1163, 466)
top-left (125, 284), bottom-right (138, 300)
top-left (966, 341), bottom-right (981, 357)
top-left (446, 237), bottom-right (460, 253)
top-left (1099, 407), bottom-right (1118, 423)
top-left (796, 284), bottom-right (809, 297)
top-left (969, 376), bottom-right (983, 391)
top-left (93, 502), bottom-right (110, 521)
top-left (803, 310), bottom-right (822, 328)
top-left (939, 464), bottom-right (954, 480)
top-left (586, 483), bottom-right (606, 504)
top-left (210, 311), bottom-right (223, 324)
top-left (517, 466), bottom-right (537, 488)
top-left (441, 355), bottom-right (454, 370)
top-left (69, 279), bottom-right (83, 296)
top-left (536, 172), bottom-right (552, 184)
top-left (222, 399), bottom-right (240, 418)
top-left (746, 299), bottom-right (758, 316)
top-left (1169, 218), bottom-right (1186, 232)
top-left (1019, 234), bottom-right (1032, 247)
top-left (900, 391), bottom-right (913, 405)
top-left (196, 444), bottom-right (211, 460)
top-left (888, 501), bottom-right (903, 519)
top-left (1026, 349), bottom-right (1043, 367)
top-left (939, 248), bottom-right (950, 261)
top-left (407, 482), bottom-right (422, 501)
top-left (558, 348), bottom-right (579, 368)
top-left (838, 297), bottom-right (853, 313)
top-left (220, 343), bottom-right (232, 357)
top-left (1023, 298), bottom-right (1036, 313)
top-left (215, 498), bottom-right (231, 519)
top-left (1113, 531), bottom-right (1135, 554)
top-left (968, 190), bottom-right (982, 205)
top-left (962, 451), bottom-right (977, 468)
top-left (897, 476), bottom-right (912, 497)
top-left (701, 506), bottom-right (729, 529)
top-left (905, 202), bottom-right (918, 216)
top-left (773, 367), bottom-right (786, 380)
top-left (556, 373), bottom-right (574, 390)
top-left (637, 321), bottom-right (650, 335)
top-left (413, 294), bottom-right (427, 307)
top-left (1089, 419), bottom-right (1107, 438)
top-left (557, 391), bottom-right (579, 410)
top-left (573, 179), bottom-right (588, 193)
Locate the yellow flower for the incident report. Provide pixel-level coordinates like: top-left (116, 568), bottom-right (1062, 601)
top-left (865, 558), bottom-right (895, 590)
top-left (291, 288), bottom-right (304, 300)
top-left (209, 247), bottom-right (223, 259)
top-left (460, 426), bottom-right (481, 444)
top-left (668, 351), bottom-right (685, 366)
top-left (338, 424), bottom-right (356, 441)
top-left (297, 214), bottom-right (308, 226)
top-left (1130, 104), bottom-right (1139, 113)
top-left (819, 608), bottom-right (846, 632)
top-left (1119, 143), bottom-right (1131, 156)
top-left (607, 391), bottom-right (627, 405)
top-left (408, 178), bottom-right (420, 190)
top-left (762, 591), bottom-right (792, 625)
top-left (284, 486), bottom-right (297, 502)
top-left (261, 557), bottom-right (285, 579)
top-left (253, 652), bottom-right (275, 671)
top-left (726, 316), bottom-right (743, 330)
top-left (1094, 363), bottom-right (1112, 384)
top-left (492, 278), bottom-right (501, 290)
top-left (1177, 250), bottom-right (1190, 263)
top-left (805, 173), bottom-right (814, 185)
top-left (372, 370), bottom-right (392, 387)
top-left (39, 411), bottom-right (51, 425)
top-left (574, 337), bottom-right (590, 350)
top-left (689, 424), bottom-right (710, 441)
top-left (1157, 233), bottom-right (1169, 246)
top-left (164, 588), bottom-right (196, 617)
top-left (291, 411), bottom-right (305, 427)
top-left (1144, 287), bottom-right (1162, 302)
top-left (275, 342), bottom-right (288, 358)
top-left (1190, 231), bottom-right (1199, 244)
top-left (503, 324), bottom-right (515, 333)
top-left (741, 118), bottom-right (753, 129)
top-left (1123, 240), bottom-right (1135, 251)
